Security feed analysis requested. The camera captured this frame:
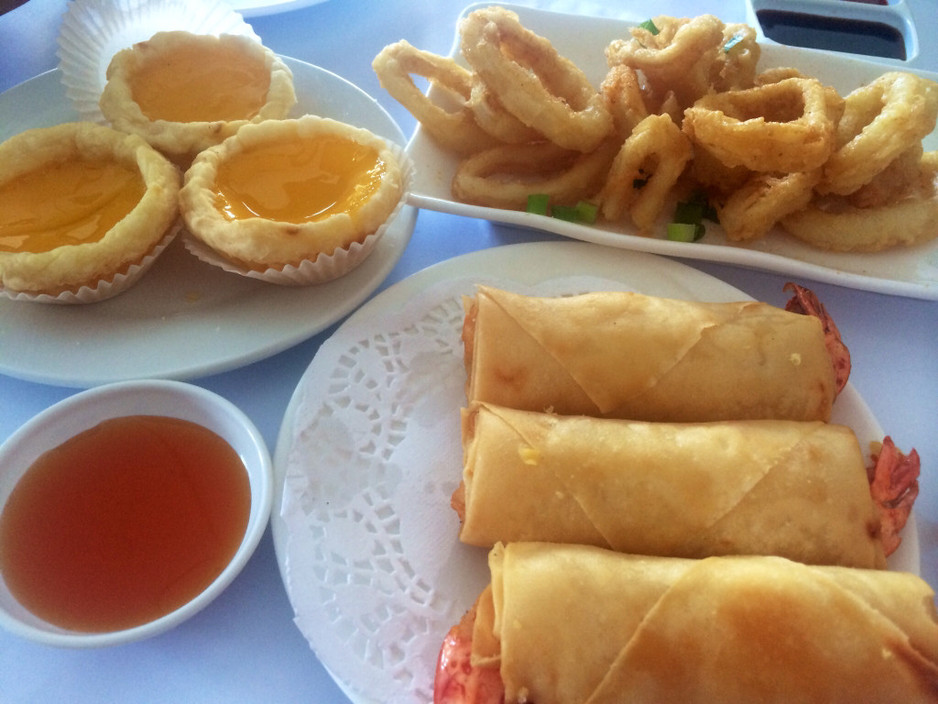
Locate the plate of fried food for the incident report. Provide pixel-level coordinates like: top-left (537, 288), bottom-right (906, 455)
top-left (0, 55), bottom-right (415, 386)
top-left (374, 4), bottom-right (938, 300)
top-left (273, 240), bottom-right (923, 704)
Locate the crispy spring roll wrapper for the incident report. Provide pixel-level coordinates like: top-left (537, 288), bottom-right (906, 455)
top-left (462, 285), bottom-right (837, 422)
top-left (456, 403), bottom-right (887, 568)
top-left (471, 542), bottom-right (938, 704)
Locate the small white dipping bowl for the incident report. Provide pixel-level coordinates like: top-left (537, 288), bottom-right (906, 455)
top-left (0, 379), bottom-right (272, 648)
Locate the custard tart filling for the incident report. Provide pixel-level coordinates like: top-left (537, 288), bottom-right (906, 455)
top-left (99, 31), bottom-right (296, 161)
top-left (0, 122), bottom-right (181, 296)
top-left (1, 158), bottom-right (145, 255)
top-left (180, 115), bottom-right (404, 271)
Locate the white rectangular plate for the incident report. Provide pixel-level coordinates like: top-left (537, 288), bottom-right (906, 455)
top-left (405, 3), bottom-right (938, 300)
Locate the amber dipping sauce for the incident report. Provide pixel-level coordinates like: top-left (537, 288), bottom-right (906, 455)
top-left (0, 415), bottom-right (251, 633)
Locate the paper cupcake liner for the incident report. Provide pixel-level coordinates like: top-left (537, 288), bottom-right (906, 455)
top-left (57, 0), bottom-right (260, 123)
top-left (183, 149), bottom-right (414, 286)
top-left (0, 221), bottom-right (181, 305)
top-left (183, 227), bottom-right (382, 286)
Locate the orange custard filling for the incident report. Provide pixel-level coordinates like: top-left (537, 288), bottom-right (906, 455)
top-left (213, 135), bottom-right (387, 223)
top-left (131, 43), bottom-right (271, 123)
top-left (0, 157), bottom-right (145, 254)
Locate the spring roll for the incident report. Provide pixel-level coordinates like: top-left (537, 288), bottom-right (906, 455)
top-left (461, 285), bottom-right (837, 422)
top-left (453, 402), bottom-right (886, 568)
top-left (447, 542), bottom-right (938, 704)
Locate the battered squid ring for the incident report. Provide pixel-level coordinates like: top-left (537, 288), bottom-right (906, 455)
top-left (451, 140), bottom-right (618, 211)
top-left (710, 22), bottom-right (761, 92)
top-left (467, 75), bottom-right (543, 144)
top-left (689, 142), bottom-right (752, 194)
top-left (605, 15), bottom-right (725, 110)
top-left (846, 144), bottom-right (923, 209)
top-left (459, 6), bottom-right (613, 153)
top-left (781, 152), bottom-right (938, 252)
top-left (819, 71), bottom-right (938, 196)
top-left (600, 65), bottom-right (650, 139)
top-left (372, 40), bottom-right (496, 155)
top-left (598, 113), bottom-right (693, 232)
top-left (682, 77), bottom-right (836, 173)
top-left (717, 170), bottom-right (819, 242)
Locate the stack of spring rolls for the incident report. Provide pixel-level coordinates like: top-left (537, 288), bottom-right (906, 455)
top-left (438, 285), bottom-right (938, 703)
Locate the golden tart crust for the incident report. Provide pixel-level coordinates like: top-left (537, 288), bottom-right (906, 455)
top-left (0, 122), bottom-right (181, 296)
top-left (99, 31), bottom-right (296, 161)
top-left (179, 115), bottom-right (404, 270)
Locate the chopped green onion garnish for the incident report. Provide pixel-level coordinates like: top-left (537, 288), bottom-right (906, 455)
top-left (723, 32), bottom-right (745, 53)
top-left (673, 199), bottom-right (706, 225)
top-left (526, 195), bottom-right (599, 225)
top-left (574, 200), bottom-right (598, 224)
top-left (526, 193), bottom-right (550, 216)
top-left (668, 191), bottom-right (713, 242)
top-left (551, 205), bottom-right (579, 222)
top-left (690, 193), bottom-right (717, 223)
top-left (667, 222), bottom-right (704, 242)
top-left (638, 19), bottom-right (660, 35)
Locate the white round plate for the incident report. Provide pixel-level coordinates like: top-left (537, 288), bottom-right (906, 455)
top-left (272, 240), bottom-right (918, 704)
top-left (228, 0), bottom-right (327, 18)
top-left (0, 57), bottom-right (416, 388)
top-left (405, 3), bottom-right (938, 301)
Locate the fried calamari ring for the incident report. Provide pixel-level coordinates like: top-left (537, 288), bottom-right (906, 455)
top-left (467, 75), bottom-right (542, 144)
top-left (372, 40), bottom-right (495, 155)
top-left (598, 114), bottom-right (693, 232)
top-left (717, 170), bottom-right (819, 242)
top-left (600, 65), bottom-right (649, 139)
top-left (755, 67), bottom-right (847, 132)
top-left (605, 15), bottom-right (725, 110)
top-left (682, 77), bottom-right (835, 173)
top-left (755, 66), bottom-right (806, 85)
top-left (459, 6), bottom-right (613, 152)
top-left (781, 152), bottom-right (938, 252)
top-left (689, 143), bottom-right (751, 194)
top-left (710, 22), bottom-right (761, 92)
top-left (819, 71), bottom-right (938, 196)
top-left (654, 91), bottom-right (684, 125)
top-left (845, 144), bottom-right (923, 209)
top-left (451, 140), bottom-right (618, 210)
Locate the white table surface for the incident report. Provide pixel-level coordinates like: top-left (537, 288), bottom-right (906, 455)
top-left (1, 0), bottom-right (936, 702)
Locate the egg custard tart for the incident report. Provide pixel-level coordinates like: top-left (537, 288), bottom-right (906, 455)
top-left (99, 31), bottom-right (296, 162)
top-left (179, 115), bottom-right (406, 281)
top-left (0, 122), bottom-right (181, 300)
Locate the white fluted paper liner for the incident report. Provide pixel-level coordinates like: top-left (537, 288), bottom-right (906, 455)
top-left (0, 221), bottom-right (181, 305)
top-left (182, 148), bottom-right (414, 286)
top-left (57, 0), bottom-right (259, 123)
top-left (182, 229), bottom-right (380, 286)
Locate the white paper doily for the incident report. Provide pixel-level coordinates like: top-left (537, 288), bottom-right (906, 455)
top-left (272, 241), bottom-right (918, 704)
